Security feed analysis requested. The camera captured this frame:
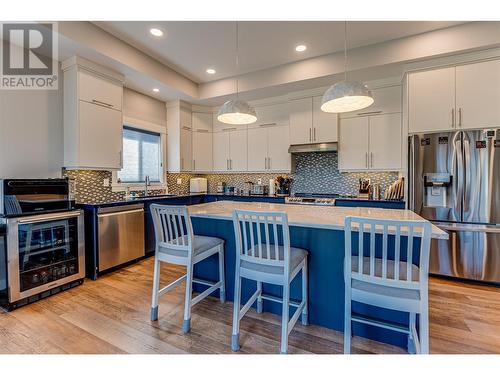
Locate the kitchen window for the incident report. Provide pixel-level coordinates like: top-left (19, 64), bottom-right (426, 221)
top-left (112, 118), bottom-right (167, 191)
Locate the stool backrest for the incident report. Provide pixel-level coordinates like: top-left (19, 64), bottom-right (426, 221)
top-left (150, 204), bottom-right (193, 251)
top-left (344, 216), bottom-right (432, 290)
top-left (232, 209), bottom-right (290, 268)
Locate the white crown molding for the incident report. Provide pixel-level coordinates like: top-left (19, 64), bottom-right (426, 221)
top-left (61, 55), bottom-right (125, 84)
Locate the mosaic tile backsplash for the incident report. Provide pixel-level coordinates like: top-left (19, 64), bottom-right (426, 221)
top-left (65, 153), bottom-right (399, 203)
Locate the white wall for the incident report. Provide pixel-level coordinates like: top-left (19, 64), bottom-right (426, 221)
top-left (0, 65), bottom-right (64, 179)
top-left (123, 88), bottom-right (167, 126)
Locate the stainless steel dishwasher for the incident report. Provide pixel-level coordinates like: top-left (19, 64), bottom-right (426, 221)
top-left (97, 203), bottom-right (145, 272)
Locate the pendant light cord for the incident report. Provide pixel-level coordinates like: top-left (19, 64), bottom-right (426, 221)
top-left (236, 21), bottom-right (239, 98)
top-left (344, 21), bottom-right (348, 82)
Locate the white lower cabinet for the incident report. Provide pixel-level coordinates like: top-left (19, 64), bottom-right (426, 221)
top-left (339, 113), bottom-right (402, 171)
top-left (212, 129), bottom-right (248, 171)
top-left (247, 125), bottom-right (291, 171)
top-left (78, 101), bottom-right (123, 169)
top-left (192, 130), bottom-right (212, 172)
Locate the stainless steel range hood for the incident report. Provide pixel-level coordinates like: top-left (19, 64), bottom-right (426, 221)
top-left (288, 142), bottom-right (338, 154)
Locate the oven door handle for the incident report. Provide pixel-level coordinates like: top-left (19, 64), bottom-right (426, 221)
top-left (17, 211), bottom-right (81, 224)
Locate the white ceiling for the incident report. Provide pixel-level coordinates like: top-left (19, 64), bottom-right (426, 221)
top-left (95, 21), bottom-right (465, 84)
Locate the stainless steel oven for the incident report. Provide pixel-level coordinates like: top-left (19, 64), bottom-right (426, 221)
top-left (4, 210), bottom-right (85, 303)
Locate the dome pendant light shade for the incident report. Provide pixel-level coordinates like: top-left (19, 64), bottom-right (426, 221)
top-left (321, 80), bottom-right (374, 113)
top-left (321, 21), bottom-right (374, 114)
top-left (217, 21), bottom-right (258, 126)
top-left (217, 99), bottom-right (257, 125)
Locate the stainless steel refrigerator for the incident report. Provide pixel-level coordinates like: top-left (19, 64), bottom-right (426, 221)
top-left (409, 129), bottom-right (500, 283)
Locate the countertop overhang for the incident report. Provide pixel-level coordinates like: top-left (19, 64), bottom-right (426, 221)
top-left (188, 201), bottom-right (448, 240)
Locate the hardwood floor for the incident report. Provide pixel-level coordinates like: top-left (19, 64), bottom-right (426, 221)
top-left (1, 257), bottom-right (499, 354)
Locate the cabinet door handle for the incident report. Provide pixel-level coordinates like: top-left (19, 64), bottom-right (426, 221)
top-left (309, 128), bottom-right (312, 142)
top-left (264, 157), bottom-right (267, 169)
top-left (92, 99), bottom-right (113, 108)
top-left (313, 127), bottom-right (316, 142)
top-left (459, 108), bottom-right (462, 127)
top-left (366, 152), bottom-right (368, 168)
top-left (268, 157), bottom-right (271, 170)
top-left (226, 159), bottom-right (229, 170)
top-left (230, 159), bottom-right (233, 170)
top-left (181, 158), bottom-right (184, 170)
top-left (193, 159), bottom-right (196, 170)
top-left (222, 127), bottom-right (237, 132)
top-left (371, 152), bottom-right (374, 168)
top-left (119, 150), bottom-right (122, 167)
top-left (451, 108), bottom-right (455, 128)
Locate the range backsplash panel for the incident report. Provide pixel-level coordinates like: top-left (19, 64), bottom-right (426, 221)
top-left (65, 153), bottom-right (399, 203)
top-left (290, 153), bottom-right (399, 195)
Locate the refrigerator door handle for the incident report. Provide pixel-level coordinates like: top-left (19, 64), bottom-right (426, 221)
top-left (408, 135), bottom-right (415, 211)
top-left (463, 137), bottom-right (471, 214)
top-left (452, 134), bottom-right (463, 217)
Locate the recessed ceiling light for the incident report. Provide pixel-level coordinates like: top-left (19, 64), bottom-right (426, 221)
top-left (206, 68), bottom-right (216, 75)
top-left (295, 44), bottom-right (307, 52)
top-left (152, 88), bottom-right (160, 93)
top-left (149, 28), bottom-right (164, 37)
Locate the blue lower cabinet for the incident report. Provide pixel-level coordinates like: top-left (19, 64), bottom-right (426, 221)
top-left (335, 199), bottom-right (405, 210)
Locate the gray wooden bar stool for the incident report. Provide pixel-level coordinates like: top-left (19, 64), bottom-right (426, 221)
top-left (150, 204), bottom-right (226, 333)
top-left (231, 209), bottom-right (308, 354)
top-left (344, 216), bottom-right (432, 354)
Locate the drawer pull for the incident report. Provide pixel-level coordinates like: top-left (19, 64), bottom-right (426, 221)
top-left (92, 99), bottom-right (114, 108)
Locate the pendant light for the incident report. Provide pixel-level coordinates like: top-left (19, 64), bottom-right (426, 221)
top-left (217, 22), bottom-right (257, 125)
top-left (321, 21), bottom-right (374, 113)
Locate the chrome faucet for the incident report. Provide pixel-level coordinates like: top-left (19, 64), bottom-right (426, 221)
top-left (144, 175), bottom-right (150, 196)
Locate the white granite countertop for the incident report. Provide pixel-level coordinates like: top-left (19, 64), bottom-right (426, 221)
top-left (188, 201), bottom-right (448, 240)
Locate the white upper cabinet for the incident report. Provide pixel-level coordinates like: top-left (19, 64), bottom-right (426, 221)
top-left (250, 102), bottom-right (289, 128)
top-left (312, 95), bottom-right (338, 142)
top-left (192, 111), bottom-right (212, 131)
top-left (267, 125), bottom-right (291, 171)
top-left (78, 70), bottom-right (123, 111)
top-left (456, 59), bottom-right (500, 130)
top-left (289, 97), bottom-right (313, 144)
top-left (78, 100), bottom-right (123, 170)
top-left (229, 130), bottom-right (248, 171)
top-left (290, 96), bottom-right (338, 144)
top-left (369, 113), bottom-right (402, 170)
top-left (192, 130), bottom-right (212, 172)
top-left (340, 85), bottom-right (402, 119)
top-left (212, 131), bottom-right (230, 172)
top-left (247, 127), bottom-right (268, 171)
top-left (339, 117), bottom-right (370, 171)
top-left (248, 124), bottom-right (291, 172)
top-left (180, 127), bottom-right (192, 172)
top-left (62, 57), bottom-right (124, 170)
top-left (212, 129), bottom-right (248, 172)
top-left (408, 67), bottom-right (456, 134)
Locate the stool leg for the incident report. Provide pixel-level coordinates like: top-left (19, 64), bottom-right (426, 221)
top-left (231, 268), bottom-right (242, 352)
top-left (280, 282), bottom-right (290, 354)
top-left (344, 284), bottom-right (352, 354)
top-left (219, 247), bottom-right (226, 303)
top-left (301, 260), bottom-right (309, 325)
top-left (182, 263), bottom-right (194, 333)
top-left (256, 281), bottom-right (263, 313)
top-left (420, 305), bottom-right (430, 354)
top-left (408, 312), bottom-right (417, 354)
top-left (150, 256), bottom-right (161, 321)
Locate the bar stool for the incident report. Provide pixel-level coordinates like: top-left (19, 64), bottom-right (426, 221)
top-left (344, 216), bottom-right (432, 354)
top-left (231, 209), bottom-right (308, 354)
top-left (149, 204), bottom-right (226, 333)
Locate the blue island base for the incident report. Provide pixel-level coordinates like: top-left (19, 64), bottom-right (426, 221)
top-left (190, 216), bottom-right (413, 351)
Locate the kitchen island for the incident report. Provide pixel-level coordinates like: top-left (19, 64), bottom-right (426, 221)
top-left (187, 201), bottom-right (447, 349)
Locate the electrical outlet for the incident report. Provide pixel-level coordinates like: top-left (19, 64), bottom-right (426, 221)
top-left (257, 178), bottom-right (262, 185)
top-left (103, 178), bottom-right (110, 187)
top-left (177, 178), bottom-right (182, 185)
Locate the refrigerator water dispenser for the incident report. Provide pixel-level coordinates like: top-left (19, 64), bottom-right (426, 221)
top-left (423, 173), bottom-right (452, 208)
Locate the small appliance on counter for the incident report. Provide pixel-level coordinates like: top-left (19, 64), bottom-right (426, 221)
top-left (251, 184), bottom-right (268, 195)
top-left (217, 182), bottom-right (226, 193)
top-left (275, 176), bottom-right (291, 196)
top-left (358, 178), bottom-right (372, 199)
top-left (243, 181), bottom-right (254, 196)
top-left (225, 186), bottom-right (236, 195)
top-left (0, 178), bottom-right (85, 310)
top-left (269, 179), bottom-right (276, 196)
top-left (190, 178), bottom-right (207, 193)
